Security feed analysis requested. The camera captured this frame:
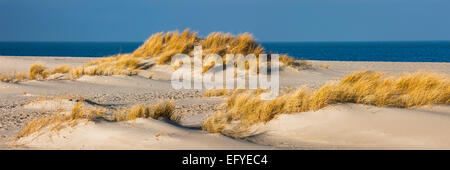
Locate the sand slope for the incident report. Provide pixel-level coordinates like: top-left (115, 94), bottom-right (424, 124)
top-left (14, 118), bottom-right (271, 150)
top-left (248, 104), bottom-right (450, 149)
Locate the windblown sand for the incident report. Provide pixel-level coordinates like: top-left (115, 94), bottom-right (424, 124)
top-left (1, 55), bottom-right (449, 149)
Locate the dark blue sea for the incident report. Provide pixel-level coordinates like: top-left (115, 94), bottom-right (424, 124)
top-left (0, 41), bottom-right (449, 62)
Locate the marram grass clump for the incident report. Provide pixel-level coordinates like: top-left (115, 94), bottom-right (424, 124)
top-left (279, 55), bottom-right (311, 70)
top-left (29, 63), bottom-right (49, 80)
top-left (133, 29), bottom-right (199, 64)
top-left (16, 101), bottom-right (105, 139)
top-left (204, 89), bottom-right (229, 97)
top-left (202, 70), bottom-right (450, 136)
top-left (2, 63), bottom-right (73, 82)
top-left (204, 88), bottom-right (268, 97)
top-left (51, 64), bottom-right (72, 74)
top-left (71, 54), bottom-right (141, 78)
top-left (0, 72), bottom-right (27, 83)
top-left (112, 100), bottom-right (178, 122)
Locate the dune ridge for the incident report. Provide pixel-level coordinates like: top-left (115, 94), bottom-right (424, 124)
top-left (203, 70), bottom-right (450, 137)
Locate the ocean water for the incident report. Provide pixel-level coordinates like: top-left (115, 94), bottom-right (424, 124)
top-left (262, 41), bottom-right (450, 62)
top-left (0, 41), bottom-right (449, 62)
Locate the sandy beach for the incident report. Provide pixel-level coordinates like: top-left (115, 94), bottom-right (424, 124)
top-left (0, 55), bottom-right (449, 150)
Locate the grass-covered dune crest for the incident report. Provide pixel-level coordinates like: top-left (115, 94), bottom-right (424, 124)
top-left (0, 29), bottom-right (309, 81)
top-left (16, 100), bottom-right (177, 139)
top-left (132, 29), bottom-right (265, 64)
top-left (202, 70), bottom-right (450, 136)
top-left (70, 29), bottom-right (305, 78)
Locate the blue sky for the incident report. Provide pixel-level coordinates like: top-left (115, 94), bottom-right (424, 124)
top-left (1, 0), bottom-right (449, 42)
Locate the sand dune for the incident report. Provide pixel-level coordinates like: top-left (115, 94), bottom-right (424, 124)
top-left (249, 104), bottom-right (450, 149)
top-left (13, 102), bottom-right (450, 150)
top-left (14, 118), bottom-right (271, 150)
top-left (1, 55), bottom-right (450, 149)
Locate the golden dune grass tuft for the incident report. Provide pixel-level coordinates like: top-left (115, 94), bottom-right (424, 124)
top-left (203, 90), bottom-right (288, 134)
top-left (2, 64), bottom-right (74, 82)
top-left (112, 100), bottom-right (177, 122)
top-left (279, 55), bottom-right (311, 70)
top-left (201, 32), bottom-right (264, 60)
top-left (70, 54), bottom-right (141, 78)
top-left (0, 72), bottom-right (28, 83)
top-left (152, 100), bottom-right (176, 119)
top-left (51, 64), bottom-right (72, 74)
top-left (202, 61), bottom-right (216, 74)
top-left (29, 63), bottom-right (49, 80)
top-left (320, 64), bottom-right (330, 69)
top-left (16, 101), bottom-right (105, 139)
top-left (3, 64), bottom-right (73, 82)
top-left (70, 102), bottom-right (105, 120)
top-left (133, 29), bottom-right (199, 64)
top-left (204, 88), bottom-right (268, 98)
top-left (203, 70), bottom-right (450, 135)
top-left (204, 89), bottom-right (229, 97)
